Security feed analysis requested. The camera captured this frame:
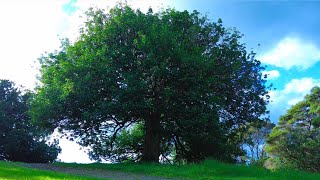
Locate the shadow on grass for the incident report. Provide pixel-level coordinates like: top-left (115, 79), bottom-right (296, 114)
top-left (54, 159), bottom-right (320, 180)
top-left (0, 161), bottom-right (101, 180)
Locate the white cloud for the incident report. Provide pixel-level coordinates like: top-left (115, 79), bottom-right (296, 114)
top-left (283, 78), bottom-right (317, 94)
top-left (262, 70), bottom-right (280, 80)
top-left (287, 98), bottom-right (303, 106)
top-left (259, 37), bottom-right (320, 70)
top-left (268, 78), bottom-right (320, 123)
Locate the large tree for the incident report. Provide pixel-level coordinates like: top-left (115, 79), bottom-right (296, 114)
top-left (32, 5), bottom-right (270, 163)
top-left (266, 87), bottom-right (320, 172)
top-left (0, 80), bottom-right (60, 163)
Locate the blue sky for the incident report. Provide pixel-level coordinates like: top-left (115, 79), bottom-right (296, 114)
top-left (173, 0), bottom-right (320, 123)
top-left (0, 0), bottom-right (319, 163)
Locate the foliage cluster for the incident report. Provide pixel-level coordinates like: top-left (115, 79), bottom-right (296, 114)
top-left (267, 87), bottom-right (320, 172)
top-left (241, 120), bottom-right (275, 164)
top-left (0, 80), bottom-right (60, 163)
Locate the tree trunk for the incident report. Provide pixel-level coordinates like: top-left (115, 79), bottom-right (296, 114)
top-left (142, 113), bottom-right (160, 162)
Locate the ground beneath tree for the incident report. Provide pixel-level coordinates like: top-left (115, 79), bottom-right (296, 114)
top-left (21, 163), bottom-right (173, 180)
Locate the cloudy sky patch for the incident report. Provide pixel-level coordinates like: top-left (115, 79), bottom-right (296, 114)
top-left (268, 78), bottom-right (320, 122)
top-left (259, 37), bottom-right (320, 70)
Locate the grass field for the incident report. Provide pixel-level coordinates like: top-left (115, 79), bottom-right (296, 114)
top-left (0, 161), bottom-right (102, 180)
top-left (54, 159), bottom-right (320, 180)
top-left (1, 160), bottom-right (320, 179)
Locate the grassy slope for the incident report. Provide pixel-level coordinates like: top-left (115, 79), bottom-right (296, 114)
top-left (54, 159), bottom-right (320, 180)
top-left (0, 161), bottom-right (102, 180)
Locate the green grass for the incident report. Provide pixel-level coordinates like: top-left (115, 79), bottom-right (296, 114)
top-left (1, 160), bottom-right (320, 179)
top-left (54, 159), bottom-right (320, 180)
top-left (0, 161), bottom-right (102, 180)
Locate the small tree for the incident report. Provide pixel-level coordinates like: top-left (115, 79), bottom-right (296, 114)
top-left (266, 87), bottom-right (320, 172)
top-left (0, 80), bottom-right (60, 163)
top-left (242, 120), bottom-right (275, 163)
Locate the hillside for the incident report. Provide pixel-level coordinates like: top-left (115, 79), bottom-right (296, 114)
top-left (1, 160), bottom-right (320, 179)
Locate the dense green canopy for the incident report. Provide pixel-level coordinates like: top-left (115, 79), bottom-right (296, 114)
top-left (0, 80), bottom-right (60, 163)
top-left (267, 86), bottom-right (320, 172)
top-left (32, 5), bottom-right (270, 163)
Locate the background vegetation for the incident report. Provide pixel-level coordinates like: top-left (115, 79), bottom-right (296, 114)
top-left (266, 87), bottom-right (320, 172)
top-left (0, 80), bottom-right (60, 163)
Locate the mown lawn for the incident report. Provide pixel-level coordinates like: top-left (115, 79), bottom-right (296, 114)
top-left (54, 159), bottom-right (320, 180)
top-left (1, 160), bottom-right (320, 179)
top-left (0, 161), bottom-right (102, 180)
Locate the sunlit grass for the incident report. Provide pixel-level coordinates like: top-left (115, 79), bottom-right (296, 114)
top-left (0, 161), bottom-right (102, 180)
top-left (54, 159), bottom-right (320, 179)
top-left (2, 159), bottom-right (319, 179)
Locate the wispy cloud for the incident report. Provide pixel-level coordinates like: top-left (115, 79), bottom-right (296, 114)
top-left (259, 37), bottom-right (320, 70)
top-left (268, 78), bottom-right (320, 122)
top-left (262, 70), bottom-right (280, 80)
